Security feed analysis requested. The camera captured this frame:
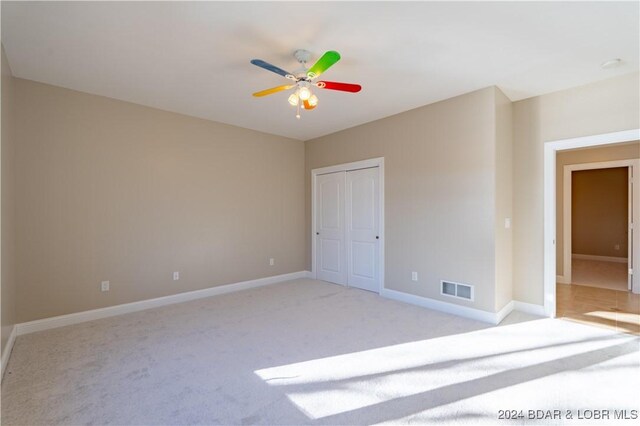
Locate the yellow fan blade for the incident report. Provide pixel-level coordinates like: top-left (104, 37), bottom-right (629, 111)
top-left (252, 85), bottom-right (294, 97)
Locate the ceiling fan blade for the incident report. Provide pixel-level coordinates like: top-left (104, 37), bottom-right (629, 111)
top-left (250, 59), bottom-right (296, 80)
top-left (307, 51), bottom-right (341, 79)
top-left (315, 81), bottom-right (362, 93)
top-left (252, 85), bottom-right (294, 97)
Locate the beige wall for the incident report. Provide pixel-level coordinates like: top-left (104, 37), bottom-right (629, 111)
top-left (13, 78), bottom-right (305, 323)
top-left (494, 88), bottom-right (513, 310)
top-left (1, 46), bottom-right (17, 351)
top-left (572, 167), bottom-right (628, 258)
top-left (556, 142), bottom-right (639, 275)
top-left (306, 87), bottom-right (505, 313)
top-left (4, 60), bottom-right (638, 325)
top-left (513, 72), bottom-right (640, 305)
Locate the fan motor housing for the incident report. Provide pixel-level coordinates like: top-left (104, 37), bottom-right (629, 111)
top-left (293, 49), bottom-right (312, 64)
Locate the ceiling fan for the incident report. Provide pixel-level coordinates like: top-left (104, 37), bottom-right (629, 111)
top-left (250, 49), bottom-right (362, 119)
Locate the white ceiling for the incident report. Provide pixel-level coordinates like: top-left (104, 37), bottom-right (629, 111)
top-left (2, 1), bottom-right (638, 141)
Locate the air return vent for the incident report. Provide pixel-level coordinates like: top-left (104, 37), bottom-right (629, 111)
top-left (441, 280), bottom-right (474, 301)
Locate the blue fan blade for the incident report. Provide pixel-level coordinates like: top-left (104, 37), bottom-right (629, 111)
top-left (250, 59), bottom-right (293, 79)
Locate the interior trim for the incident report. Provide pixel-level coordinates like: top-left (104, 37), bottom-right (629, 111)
top-left (380, 288), bottom-right (541, 325)
top-left (15, 271), bottom-right (309, 336)
top-left (1, 325), bottom-right (17, 381)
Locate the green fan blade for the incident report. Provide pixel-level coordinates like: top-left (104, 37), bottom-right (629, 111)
top-left (307, 51), bottom-right (341, 79)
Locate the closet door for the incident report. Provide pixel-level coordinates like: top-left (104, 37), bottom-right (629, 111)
top-left (346, 167), bottom-right (380, 292)
top-left (315, 172), bottom-right (347, 285)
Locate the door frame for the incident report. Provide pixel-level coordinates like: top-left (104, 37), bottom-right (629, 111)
top-left (562, 159), bottom-right (639, 287)
top-left (544, 128), bottom-right (640, 317)
top-left (311, 157), bottom-right (385, 293)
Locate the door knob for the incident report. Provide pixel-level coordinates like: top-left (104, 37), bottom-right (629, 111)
top-left (316, 232), bottom-right (320, 235)
top-left (376, 236), bottom-right (379, 239)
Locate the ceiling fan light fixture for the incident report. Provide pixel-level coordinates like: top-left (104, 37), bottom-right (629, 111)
top-left (250, 49), bottom-right (361, 119)
top-left (298, 86), bottom-right (311, 101)
top-left (288, 93), bottom-right (299, 106)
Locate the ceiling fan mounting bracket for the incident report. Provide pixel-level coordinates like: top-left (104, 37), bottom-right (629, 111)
top-left (293, 49), bottom-right (312, 64)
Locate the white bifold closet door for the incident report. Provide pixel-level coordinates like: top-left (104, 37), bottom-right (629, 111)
top-left (316, 171), bottom-right (347, 285)
top-left (346, 167), bottom-right (380, 292)
top-left (315, 167), bottom-right (380, 292)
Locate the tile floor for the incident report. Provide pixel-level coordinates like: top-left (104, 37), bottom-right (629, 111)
top-left (556, 283), bottom-right (640, 335)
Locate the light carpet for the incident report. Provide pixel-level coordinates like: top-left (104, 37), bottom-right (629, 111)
top-left (1, 278), bottom-right (639, 425)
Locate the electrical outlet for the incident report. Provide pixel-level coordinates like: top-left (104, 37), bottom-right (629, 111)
top-left (173, 271), bottom-right (180, 280)
top-left (101, 281), bottom-right (110, 292)
top-left (411, 271), bottom-right (418, 281)
top-left (269, 258), bottom-right (275, 266)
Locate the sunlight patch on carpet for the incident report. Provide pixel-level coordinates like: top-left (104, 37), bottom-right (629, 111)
top-left (255, 319), bottom-right (631, 419)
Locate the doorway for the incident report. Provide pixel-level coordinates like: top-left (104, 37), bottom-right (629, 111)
top-left (312, 158), bottom-right (384, 293)
top-left (544, 130), bottom-right (640, 318)
top-left (544, 132), bottom-right (640, 333)
top-left (562, 161), bottom-right (636, 291)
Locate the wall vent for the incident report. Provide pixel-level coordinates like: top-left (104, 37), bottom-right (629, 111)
top-left (441, 280), bottom-right (474, 301)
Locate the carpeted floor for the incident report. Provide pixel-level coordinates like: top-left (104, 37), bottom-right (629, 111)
top-left (2, 279), bottom-right (639, 425)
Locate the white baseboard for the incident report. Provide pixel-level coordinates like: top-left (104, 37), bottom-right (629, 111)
top-left (380, 287), bottom-right (550, 325)
top-left (380, 288), bottom-right (503, 324)
top-left (513, 301), bottom-right (546, 316)
top-left (304, 270), bottom-right (314, 279)
top-left (556, 275), bottom-right (570, 284)
top-left (572, 253), bottom-right (628, 263)
top-left (16, 271), bottom-right (309, 336)
top-left (495, 301), bottom-right (515, 324)
top-left (1, 325), bottom-right (17, 381)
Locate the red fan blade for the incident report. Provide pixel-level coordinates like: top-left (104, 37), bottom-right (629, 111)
top-left (316, 81), bottom-right (361, 93)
